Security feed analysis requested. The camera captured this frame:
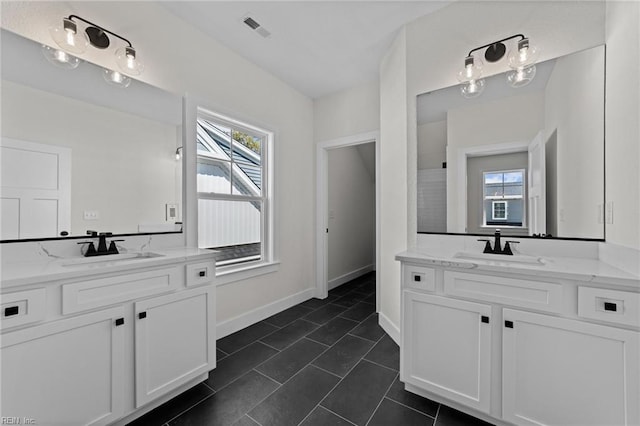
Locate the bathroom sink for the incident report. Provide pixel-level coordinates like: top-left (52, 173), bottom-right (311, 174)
top-left (453, 251), bottom-right (545, 265)
top-left (60, 252), bottom-right (164, 267)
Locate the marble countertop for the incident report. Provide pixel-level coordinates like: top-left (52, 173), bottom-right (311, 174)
top-left (1, 247), bottom-right (216, 289)
top-left (396, 248), bottom-right (640, 289)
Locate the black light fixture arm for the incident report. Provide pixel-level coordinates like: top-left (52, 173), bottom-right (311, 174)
top-left (68, 14), bottom-right (133, 48)
top-left (467, 34), bottom-right (525, 58)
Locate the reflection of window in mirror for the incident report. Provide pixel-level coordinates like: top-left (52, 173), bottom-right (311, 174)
top-left (483, 170), bottom-right (525, 228)
top-left (467, 152), bottom-right (528, 235)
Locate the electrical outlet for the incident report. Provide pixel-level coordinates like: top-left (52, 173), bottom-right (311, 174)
top-left (329, 210), bottom-right (335, 219)
top-left (606, 202), bottom-right (614, 224)
top-left (83, 210), bottom-right (99, 220)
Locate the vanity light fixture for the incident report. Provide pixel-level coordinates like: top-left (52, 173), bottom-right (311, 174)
top-left (175, 147), bottom-right (183, 160)
top-left (458, 34), bottom-right (539, 97)
top-left (44, 15), bottom-right (144, 83)
top-left (41, 44), bottom-right (81, 69)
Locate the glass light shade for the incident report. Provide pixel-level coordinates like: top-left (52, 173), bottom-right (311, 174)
top-left (49, 18), bottom-right (89, 54)
top-left (457, 55), bottom-right (484, 83)
top-left (507, 38), bottom-right (539, 69)
top-left (506, 65), bottom-right (537, 88)
top-left (460, 78), bottom-right (485, 98)
top-left (41, 45), bottom-right (81, 69)
top-left (115, 47), bottom-right (144, 75)
top-left (103, 69), bottom-right (132, 88)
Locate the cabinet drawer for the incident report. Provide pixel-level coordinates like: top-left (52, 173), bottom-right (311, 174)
top-left (62, 266), bottom-right (183, 314)
top-left (444, 271), bottom-right (563, 313)
top-left (578, 287), bottom-right (640, 327)
top-left (404, 265), bottom-right (436, 291)
top-left (186, 261), bottom-right (215, 287)
top-left (0, 288), bottom-right (46, 330)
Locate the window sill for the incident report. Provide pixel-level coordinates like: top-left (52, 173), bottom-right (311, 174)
top-left (214, 261), bottom-right (280, 287)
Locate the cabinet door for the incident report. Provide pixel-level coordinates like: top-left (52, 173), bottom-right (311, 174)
top-left (503, 309), bottom-right (640, 426)
top-left (0, 307), bottom-right (125, 425)
top-left (402, 291), bottom-right (492, 413)
top-left (135, 287), bottom-right (215, 407)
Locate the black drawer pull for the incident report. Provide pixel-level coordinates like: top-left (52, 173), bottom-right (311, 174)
top-left (4, 306), bottom-right (19, 317)
top-left (505, 320), bottom-right (514, 328)
top-left (481, 316), bottom-right (489, 324)
top-left (115, 318), bottom-right (125, 326)
top-left (413, 275), bottom-right (421, 282)
top-left (199, 270), bottom-right (206, 277)
top-left (604, 302), bottom-right (618, 312)
top-left (139, 312), bottom-right (147, 319)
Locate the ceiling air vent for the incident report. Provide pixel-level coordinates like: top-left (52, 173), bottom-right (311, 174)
top-left (242, 15), bottom-right (271, 39)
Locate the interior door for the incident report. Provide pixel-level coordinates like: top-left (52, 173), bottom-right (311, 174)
top-left (0, 138), bottom-right (71, 239)
top-left (527, 131), bottom-right (545, 235)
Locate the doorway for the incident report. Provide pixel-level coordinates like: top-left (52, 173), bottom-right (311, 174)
top-left (316, 131), bottom-right (380, 312)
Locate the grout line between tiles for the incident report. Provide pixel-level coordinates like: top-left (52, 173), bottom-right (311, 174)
top-left (163, 391), bottom-right (216, 425)
top-left (346, 332), bottom-right (380, 343)
top-left (433, 402), bottom-right (442, 425)
top-left (245, 412), bottom-right (263, 425)
top-left (307, 363), bottom-right (344, 380)
top-left (303, 335), bottom-right (332, 347)
top-left (252, 367), bottom-right (285, 386)
top-left (360, 358), bottom-right (398, 373)
top-left (363, 372), bottom-right (399, 426)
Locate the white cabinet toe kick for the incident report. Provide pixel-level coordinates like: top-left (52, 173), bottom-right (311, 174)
top-left (398, 260), bottom-right (640, 426)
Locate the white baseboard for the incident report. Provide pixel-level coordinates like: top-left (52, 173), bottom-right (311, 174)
top-left (216, 287), bottom-right (316, 339)
top-left (328, 264), bottom-right (374, 291)
top-left (378, 311), bottom-right (400, 345)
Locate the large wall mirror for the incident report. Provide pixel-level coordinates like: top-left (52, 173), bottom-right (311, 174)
top-left (1, 29), bottom-right (183, 241)
top-left (417, 45), bottom-right (605, 240)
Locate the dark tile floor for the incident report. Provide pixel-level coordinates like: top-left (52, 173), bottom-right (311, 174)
top-left (128, 272), bottom-right (493, 426)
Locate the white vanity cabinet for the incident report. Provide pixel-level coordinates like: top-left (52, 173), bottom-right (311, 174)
top-left (0, 252), bottom-right (216, 426)
top-left (135, 287), bottom-right (215, 407)
top-left (502, 308), bottom-right (639, 426)
top-left (398, 258), bottom-right (640, 426)
top-left (1, 307), bottom-right (126, 426)
top-left (402, 291), bottom-right (492, 413)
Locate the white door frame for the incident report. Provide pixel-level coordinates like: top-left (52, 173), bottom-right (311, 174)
top-left (316, 131), bottom-right (380, 312)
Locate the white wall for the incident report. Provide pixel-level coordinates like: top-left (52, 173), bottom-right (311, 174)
top-left (379, 1), bottom-right (606, 331)
top-left (544, 46), bottom-right (605, 239)
top-left (378, 28), bottom-right (408, 336)
top-left (446, 92), bottom-right (544, 232)
top-left (314, 80), bottom-right (380, 143)
top-left (327, 145), bottom-right (375, 283)
top-left (417, 120), bottom-right (446, 170)
top-left (2, 81), bottom-right (180, 236)
top-left (1, 1), bottom-right (315, 327)
top-left (605, 1), bottom-right (640, 250)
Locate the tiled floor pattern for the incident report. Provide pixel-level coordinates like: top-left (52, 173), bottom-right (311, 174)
top-left (128, 273), bottom-right (494, 426)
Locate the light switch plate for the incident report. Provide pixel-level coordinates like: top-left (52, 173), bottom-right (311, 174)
top-left (83, 210), bottom-right (99, 220)
top-left (166, 203), bottom-right (178, 221)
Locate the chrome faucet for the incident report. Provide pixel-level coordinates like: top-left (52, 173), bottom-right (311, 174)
top-left (478, 229), bottom-right (519, 255)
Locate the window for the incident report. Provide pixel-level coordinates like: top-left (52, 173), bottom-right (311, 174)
top-left (196, 109), bottom-right (273, 270)
top-left (483, 170), bottom-right (525, 227)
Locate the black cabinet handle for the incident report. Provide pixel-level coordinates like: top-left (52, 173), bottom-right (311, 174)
top-left (505, 320), bottom-right (514, 328)
top-left (139, 312), bottom-right (147, 319)
top-left (604, 302), bottom-right (618, 312)
top-left (4, 306), bottom-right (19, 317)
top-left (199, 270), bottom-right (206, 277)
top-left (481, 316), bottom-right (489, 324)
top-left (115, 318), bottom-right (125, 326)
top-left (413, 275), bottom-right (421, 282)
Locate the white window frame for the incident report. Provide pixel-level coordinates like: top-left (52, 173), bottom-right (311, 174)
top-left (492, 200), bottom-right (508, 220)
top-left (195, 107), bottom-right (275, 282)
top-left (482, 168), bottom-right (526, 228)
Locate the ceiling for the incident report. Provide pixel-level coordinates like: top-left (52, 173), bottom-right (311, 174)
top-left (160, 1), bottom-right (453, 99)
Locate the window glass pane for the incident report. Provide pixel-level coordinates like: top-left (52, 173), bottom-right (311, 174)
top-left (484, 173), bottom-right (504, 185)
top-left (231, 164), bottom-right (261, 196)
top-left (197, 160), bottom-right (231, 194)
top-left (503, 172), bottom-right (523, 183)
top-left (504, 183), bottom-right (523, 197)
top-left (198, 199), bottom-right (262, 265)
top-left (231, 131), bottom-right (263, 194)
